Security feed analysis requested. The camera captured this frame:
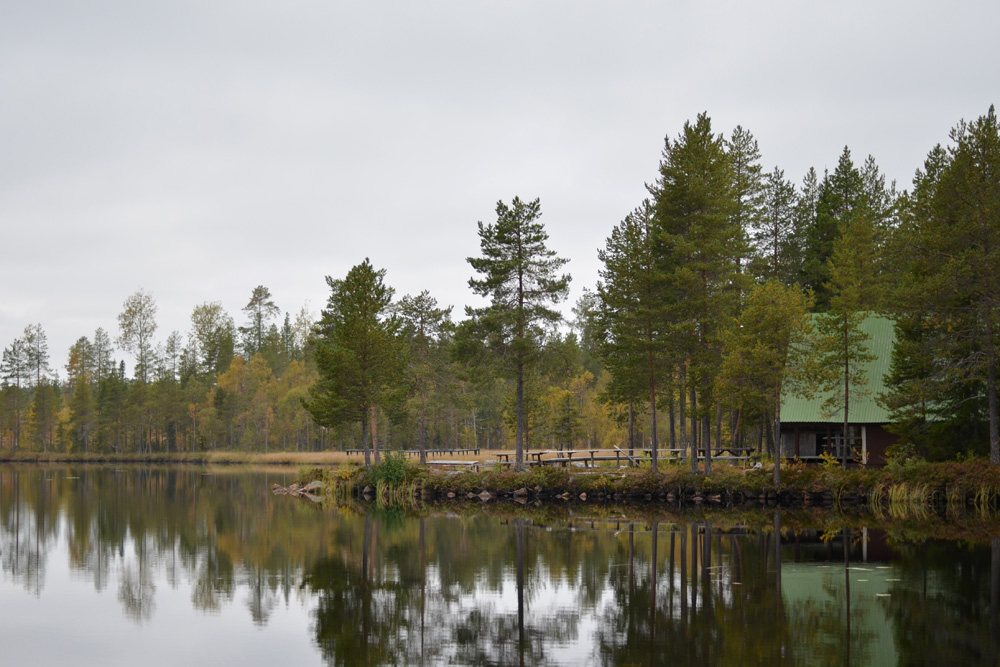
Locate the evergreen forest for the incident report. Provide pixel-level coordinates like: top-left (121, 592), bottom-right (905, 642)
top-left (2, 107), bottom-right (998, 465)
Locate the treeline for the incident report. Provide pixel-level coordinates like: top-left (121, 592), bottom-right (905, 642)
top-left (2, 106), bottom-right (998, 462)
top-left (0, 282), bottom-right (615, 456)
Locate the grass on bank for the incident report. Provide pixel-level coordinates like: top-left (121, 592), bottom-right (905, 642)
top-left (307, 453), bottom-right (1000, 515)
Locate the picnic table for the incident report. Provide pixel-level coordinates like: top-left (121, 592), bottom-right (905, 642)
top-left (493, 452), bottom-right (543, 468)
top-left (492, 447), bottom-right (758, 469)
top-left (346, 448), bottom-right (481, 458)
top-left (533, 449), bottom-right (645, 468)
top-left (493, 450), bottom-right (643, 468)
top-left (645, 447), bottom-right (757, 466)
top-left (404, 448), bottom-right (480, 458)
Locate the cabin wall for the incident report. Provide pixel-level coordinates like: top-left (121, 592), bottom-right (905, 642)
top-left (779, 423), bottom-right (898, 467)
top-left (864, 425), bottom-right (895, 467)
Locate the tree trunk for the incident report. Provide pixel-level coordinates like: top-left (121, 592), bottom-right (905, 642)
top-left (627, 400), bottom-right (634, 456)
top-left (648, 349), bottom-right (659, 475)
top-left (515, 360), bottom-right (525, 472)
top-left (370, 405), bottom-right (380, 465)
top-left (703, 412), bottom-right (712, 475)
top-left (715, 403), bottom-right (722, 454)
top-left (419, 392), bottom-right (427, 465)
top-left (773, 381), bottom-right (782, 487)
top-left (669, 383), bottom-right (676, 448)
top-left (689, 378), bottom-right (698, 473)
top-left (679, 363), bottom-right (688, 465)
top-left (362, 414), bottom-right (371, 470)
top-left (988, 329), bottom-right (999, 465)
top-left (843, 316), bottom-right (850, 469)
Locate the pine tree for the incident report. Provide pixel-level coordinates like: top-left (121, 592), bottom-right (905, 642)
top-left (467, 197), bottom-right (570, 472)
top-left (304, 259), bottom-right (405, 469)
top-left (888, 106), bottom-right (1000, 463)
top-left (240, 286), bottom-right (280, 358)
top-left (793, 168), bottom-right (820, 285)
top-left (29, 379), bottom-right (60, 452)
top-left (68, 372), bottom-right (94, 452)
top-left (651, 112), bottom-right (744, 473)
top-left (597, 200), bottom-right (669, 473)
top-left (803, 148), bottom-right (864, 309)
top-left (91, 328), bottom-right (115, 385)
top-left (1, 337), bottom-right (28, 449)
top-left (397, 290), bottom-right (453, 464)
top-left (752, 166), bottom-right (800, 283)
top-left (23, 324), bottom-right (51, 387)
top-left (811, 211), bottom-right (881, 467)
top-left (718, 280), bottom-right (813, 484)
top-left (570, 289), bottom-right (603, 377)
top-left (727, 125), bottom-right (765, 274)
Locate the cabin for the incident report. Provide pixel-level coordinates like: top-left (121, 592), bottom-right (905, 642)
top-left (780, 313), bottom-right (897, 466)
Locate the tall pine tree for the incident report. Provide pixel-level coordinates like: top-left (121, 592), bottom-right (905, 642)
top-left (651, 112), bottom-right (744, 473)
top-left (597, 200), bottom-right (669, 473)
top-left (888, 106), bottom-right (1000, 463)
top-left (467, 197), bottom-right (570, 472)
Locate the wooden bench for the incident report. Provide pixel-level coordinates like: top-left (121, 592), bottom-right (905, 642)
top-left (426, 460), bottom-right (480, 472)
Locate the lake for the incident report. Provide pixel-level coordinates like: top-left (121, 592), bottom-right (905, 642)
top-left (1, 466), bottom-right (997, 666)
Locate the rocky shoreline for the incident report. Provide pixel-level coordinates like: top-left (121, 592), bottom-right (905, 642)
top-left (295, 460), bottom-right (1000, 513)
top-left (418, 485), bottom-right (852, 508)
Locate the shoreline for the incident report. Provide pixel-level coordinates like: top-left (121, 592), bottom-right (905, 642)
top-left (315, 458), bottom-right (1000, 514)
top-left (6, 450), bottom-right (1000, 513)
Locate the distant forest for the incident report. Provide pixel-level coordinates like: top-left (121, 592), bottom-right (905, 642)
top-left (3, 107), bottom-right (998, 463)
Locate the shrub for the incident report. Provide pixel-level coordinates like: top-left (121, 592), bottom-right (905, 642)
top-left (526, 465), bottom-right (571, 489)
top-left (885, 440), bottom-right (923, 469)
top-left (370, 451), bottom-right (412, 487)
top-left (335, 462), bottom-right (363, 481)
top-left (818, 451), bottom-right (840, 470)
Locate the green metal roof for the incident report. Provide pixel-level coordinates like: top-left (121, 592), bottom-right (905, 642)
top-left (781, 313), bottom-right (896, 424)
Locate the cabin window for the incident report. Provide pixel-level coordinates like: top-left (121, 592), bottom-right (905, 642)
top-left (819, 425), bottom-right (863, 461)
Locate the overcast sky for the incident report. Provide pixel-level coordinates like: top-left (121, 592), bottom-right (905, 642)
top-left (2, 0), bottom-right (997, 378)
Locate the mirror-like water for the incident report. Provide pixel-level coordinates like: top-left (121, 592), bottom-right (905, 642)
top-left (1, 466), bottom-right (997, 666)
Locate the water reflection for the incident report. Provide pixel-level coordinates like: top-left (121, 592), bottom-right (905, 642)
top-left (1, 467), bottom-right (998, 666)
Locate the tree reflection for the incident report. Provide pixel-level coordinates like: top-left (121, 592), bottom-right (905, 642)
top-left (243, 564), bottom-right (278, 626)
top-left (882, 537), bottom-right (997, 665)
top-left (2, 467), bottom-right (1000, 665)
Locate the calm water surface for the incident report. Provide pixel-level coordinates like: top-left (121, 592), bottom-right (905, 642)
top-left (0, 466), bottom-right (997, 666)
